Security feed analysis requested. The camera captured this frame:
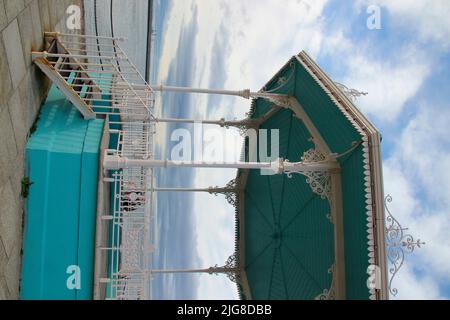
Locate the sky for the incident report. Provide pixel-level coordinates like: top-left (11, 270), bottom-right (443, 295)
top-left (149, 0), bottom-right (450, 300)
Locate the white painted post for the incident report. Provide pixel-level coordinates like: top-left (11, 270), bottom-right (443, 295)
top-left (150, 85), bottom-right (290, 106)
top-left (103, 152), bottom-right (339, 173)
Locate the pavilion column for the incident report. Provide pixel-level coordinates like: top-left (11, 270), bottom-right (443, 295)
top-left (150, 85), bottom-right (252, 98)
top-left (109, 104), bottom-right (281, 140)
top-left (103, 153), bottom-right (339, 173)
top-left (153, 187), bottom-right (214, 192)
top-left (154, 186), bottom-right (235, 195)
top-left (151, 254), bottom-right (240, 284)
top-left (153, 117), bottom-right (261, 131)
top-left (153, 179), bottom-right (240, 207)
top-left (151, 267), bottom-right (232, 274)
top-left (110, 115), bottom-right (272, 133)
top-left (150, 85), bottom-right (291, 107)
top-left (151, 268), bottom-right (213, 274)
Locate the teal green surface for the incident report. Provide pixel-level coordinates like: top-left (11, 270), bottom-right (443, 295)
top-left (244, 108), bottom-right (334, 299)
top-left (292, 59), bottom-right (369, 299)
top-left (243, 56), bottom-right (370, 299)
top-left (21, 86), bottom-right (104, 300)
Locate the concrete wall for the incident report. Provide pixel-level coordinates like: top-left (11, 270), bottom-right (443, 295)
top-left (0, 0), bottom-right (83, 300)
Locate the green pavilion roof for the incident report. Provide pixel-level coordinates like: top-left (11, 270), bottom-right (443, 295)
top-left (234, 51), bottom-right (387, 300)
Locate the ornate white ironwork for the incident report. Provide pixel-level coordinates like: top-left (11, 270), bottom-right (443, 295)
top-left (284, 148), bottom-right (332, 215)
top-left (385, 195), bottom-right (425, 297)
top-left (256, 94), bottom-right (291, 108)
top-left (120, 229), bottom-right (143, 272)
top-left (209, 178), bottom-right (240, 207)
top-left (261, 61), bottom-right (296, 94)
top-left (335, 82), bottom-right (368, 102)
top-left (109, 168), bottom-right (154, 300)
top-left (217, 116), bottom-right (260, 136)
top-left (220, 116), bottom-right (259, 131)
top-left (301, 149), bottom-right (332, 202)
top-left (208, 253), bottom-right (240, 284)
top-left (315, 264), bottom-right (336, 300)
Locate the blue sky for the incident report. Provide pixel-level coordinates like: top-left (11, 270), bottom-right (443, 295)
top-left (150, 0), bottom-right (450, 299)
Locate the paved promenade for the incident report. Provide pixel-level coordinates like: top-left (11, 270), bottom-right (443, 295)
top-left (0, 0), bottom-right (82, 299)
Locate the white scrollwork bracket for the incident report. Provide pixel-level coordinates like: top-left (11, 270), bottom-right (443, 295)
top-left (385, 195), bottom-right (425, 297)
top-left (209, 178), bottom-right (240, 207)
top-left (284, 148), bottom-right (334, 223)
top-left (315, 264), bottom-right (336, 300)
top-left (208, 253), bottom-right (240, 284)
top-left (335, 82), bottom-right (368, 102)
top-left (260, 95), bottom-right (291, 108)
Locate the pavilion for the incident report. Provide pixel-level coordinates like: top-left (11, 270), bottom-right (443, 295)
top-left (23, 32), bottom-right (389, 300)
top-left (103, 51), bottom-right (388, 300)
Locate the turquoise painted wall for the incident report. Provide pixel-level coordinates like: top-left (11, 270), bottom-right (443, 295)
top-left (20, 86), bottom-right (104, 300)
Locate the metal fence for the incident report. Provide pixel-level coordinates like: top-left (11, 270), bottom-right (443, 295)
top-left (32, 32), bottom-right (156, 300)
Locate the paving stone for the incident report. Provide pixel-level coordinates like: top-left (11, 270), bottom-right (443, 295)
top-left (0, 237), bottom-right (6, 275)
top-left (17, 4), bottom-right (33, 68)
top-left (0, 276), bottom-right (10, 299)
top-left (54, 14), bottom-right (64, 32)
top-left (0, 34), bottom-right (12, 107)
top-left (7, 89), bottom-right (27, 154)
top-left (4, 240), bottom-right (21, 299)
top-left (58, 0), bottom-right (67, 21)
top-left (2, 19), bottom-right (26, 89)
top-left (30, 0), bottom-right (43, 51)
top-left (19, 69), bottom-right (41, 129)
top-left (0, 107), bottom-right (18, 179)
top-left (10, 151), bottom-right (25, 199)
top-left (38, 0), bottom-right (50, 32)
top-left (3, 0), bottom-right (24, 23)
top-left (0, 180), bottom-right (22, 259)
top-left (0, 0), bottom-right (7, 31)
top-left (0, 105), bottom-right (9, 185)
top-left (47, 0), bottom-right (58, 30)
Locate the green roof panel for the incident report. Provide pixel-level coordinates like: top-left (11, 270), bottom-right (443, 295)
top-left (240, 53), bottom-right (379, 300)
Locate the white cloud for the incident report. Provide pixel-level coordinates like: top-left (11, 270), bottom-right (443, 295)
top-left (156, 1), bottom-right (196, 85)
top-left (154, 0), bottom-right (450, 300)
top-left (396, 106), bottom-right (450, 205)
top-left (320, 30), bottom-right (431, 121)
top-left (322, 1), bottom-right (448, 122)
top-left (383, 102), bottom-right (450, 299)
top-left (217, 0), bottom-right (329, 90)
top-left (193, 186), bottom-right (239, 299)
top-left (342, 51), bottom-right (431, 121)
top-left (358, 0), bottom-right (450, 48)
top-left (156, 0), bottom-right (330, 119)
top-left (389, 265), bottom-right (442, 300)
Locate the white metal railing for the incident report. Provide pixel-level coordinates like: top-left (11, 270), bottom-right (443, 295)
top-left (33, 33), bottom-right (158, 300)
top-left (107, 97), bottom-right (156, 299)
top-left (107, 167), bottom-right (155, 300)
top-left (33, 32), bottom-right (156, 120)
